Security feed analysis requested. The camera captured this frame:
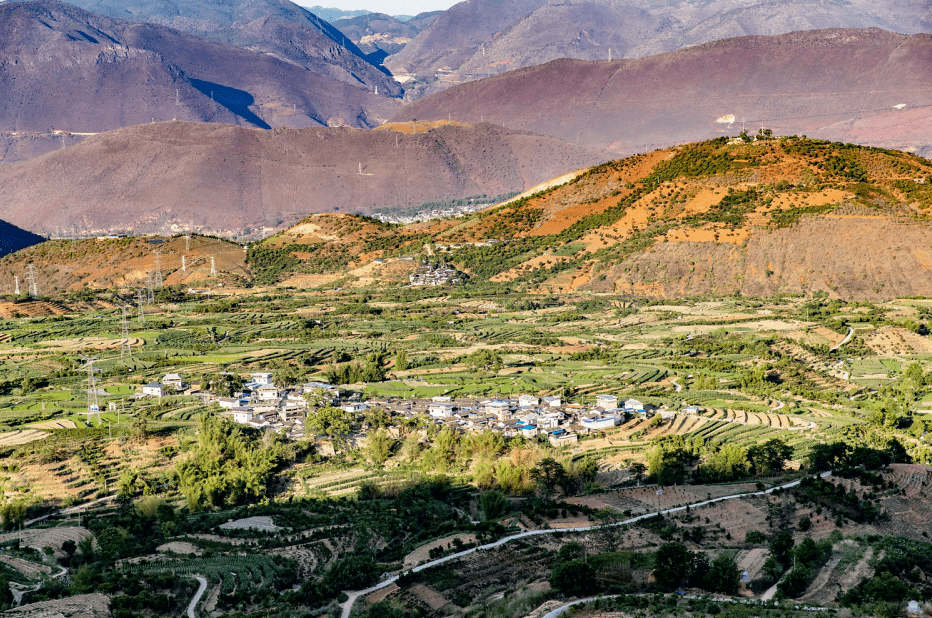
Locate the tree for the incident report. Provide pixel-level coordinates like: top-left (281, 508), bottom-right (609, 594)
top-left (207, 372), bottom-right (244, 398)
top-left (303, 387), bottom-right (334, 408)
top-left (628, 462), bottom-right (647, 485)
top-left (704, 444), bottom-right (750, 481)
top-left (703, 554), bottom-right (741, 594)
top-left (367, 429), bottom-right (395, 465)
top-left (394, 349), bottom-right (409, 371)
top-left (646, 439), bottom-right (691, 485)
top-left (654, 542), bottom-right (694, 589)
top-left (305, 406), bottom-right (354, 446)
top-left (748, 438), bottom-right (792, 475)
top-left (479, 489), bottom-right (508, 521)
top-left (272, 362), bottom-right (301, 388)
top-left (531, 458), bottom-right (567, 496)
top-left (364, 407), bottom-right (392, 429)
top-left (549, 559), bottom-right (596, 596)
top-left (770, 530), bottom-right (795, 570)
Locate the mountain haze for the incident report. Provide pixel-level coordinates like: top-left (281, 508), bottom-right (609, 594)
top-left (394, 29), bottom-right (932, 158)
top-left (387, 0), bottom-right (932, 97)
top-left (0, 121), bottom-right (609, 236)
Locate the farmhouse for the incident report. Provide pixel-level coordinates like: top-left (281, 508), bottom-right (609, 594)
top-left (596, 394), bottom-right (619, 409)
top-left (251, 372), bottom-right (274, 386)
top-left (548, 430), bottom-right (578, 447)
top-left (142, 383), bottom-right (163, 398)
top-left (162, 374), bottom-right (184, 390)
top-left (428, 402), bottom-right (456, 418)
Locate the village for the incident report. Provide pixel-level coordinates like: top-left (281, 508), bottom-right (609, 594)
top-left (137, 371), bottom-right (705, 449)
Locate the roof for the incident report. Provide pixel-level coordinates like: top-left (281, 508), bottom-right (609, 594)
top-left (144, 382), bottom-right (162, 389)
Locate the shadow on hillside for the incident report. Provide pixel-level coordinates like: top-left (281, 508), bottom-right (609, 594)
top-left (190, 79), bottom-right (271, 130)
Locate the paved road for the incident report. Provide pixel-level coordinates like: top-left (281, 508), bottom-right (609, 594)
top-left (830, 327), bottom-right (854, 352)
top-left (339, 472), bottom-right (832, 618)
top-left (187, 576), bottom-right (208, 618)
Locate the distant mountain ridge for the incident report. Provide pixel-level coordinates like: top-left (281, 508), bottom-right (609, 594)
top-left (0, 0), bottom-right (400, 136)
top-left (393, 28), bottom-right (932, 159)
top-left (0, 121), bottom-right (609, 236)
top-left (62, 0), bottom-right (403, 97)
top-left (386, 0), bottom-right (932, 97)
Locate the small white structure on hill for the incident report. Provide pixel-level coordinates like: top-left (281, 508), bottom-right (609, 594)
top-left (142, 383), bottom-right (164, 398)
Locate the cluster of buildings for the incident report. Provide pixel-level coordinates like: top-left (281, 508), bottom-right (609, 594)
top-left (409, 262), bottom-right (464, 286)
top-left (372, 200), bottom-right (494, 224)
top-left (137, 371), bottom-right (705, 447)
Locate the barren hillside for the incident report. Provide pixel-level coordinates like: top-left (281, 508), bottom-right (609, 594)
top-left (393, 29), bottom-right (932, 159)
top-left (0, 0), bottom-right (399, 139)
top-left (387, 0), bottom-right (932, 97)
top-left (0, 121), bottom-right (609, 236)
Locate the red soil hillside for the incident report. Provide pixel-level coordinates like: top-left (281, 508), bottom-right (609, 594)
top-left (0, 121), bottom-right (609, 236)
top-left (393, 29), bottom-right (932, 159)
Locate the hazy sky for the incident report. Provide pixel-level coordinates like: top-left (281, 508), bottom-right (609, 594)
top-left (296, 0), bottom-right (460, 13)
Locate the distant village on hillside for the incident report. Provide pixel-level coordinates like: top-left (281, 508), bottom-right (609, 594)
top-left (137, 371), bottom-right (705, 450)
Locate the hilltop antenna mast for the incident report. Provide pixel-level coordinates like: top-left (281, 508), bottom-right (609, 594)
top-left (26, 264), bottom-right (38, 298)
top-left (120, 306), bottom-right (132, 357)
top-left (14, 276), bottom-right (19, 296)
top-left (185, 235), bottom-right (191, 251)
top-left (608, 48), bottom-right (612, 61)
top-left (374, 85), bottom-right (378, 96)
top-left (176, 89), bottom-right (180, 106)
top-left (210, 257), bottom-right (216, 276)
top-left (137, 289), bottom-right (146, 323)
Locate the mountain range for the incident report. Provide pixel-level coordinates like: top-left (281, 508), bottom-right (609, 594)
top-left (394, 28), bottom-right (932, 158)
top-left (0, 120), bottom-right (608, 236)
top-left (62, 0), bottom-right (402, 97)
top-left (0, 0), bottom-right (400, 142)
top-left (387, 0), bottom-right (932, 97)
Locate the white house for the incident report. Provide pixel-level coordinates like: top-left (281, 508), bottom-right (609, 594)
top-left (518, 394), bottom-right (539, 408)
top-left (541, 396), bottom-right (562, 407)
top-left (582, 415), bottom-right (619, 431)
top-left (341, 402), bottom-right (369, 413)
top-left (483, 400), bottom-right (511, 419)
top-left (548, 430), bottom-right (578, 447)
top-left (624, 398), bottom-right (646, 412)
top-left (520, 425), bottom-right (538, 438)
top-left (251, 372), bottom-right (274, 386)
top-left (683, 405), bottom-right (701, 415)
top-left (256, 385), bottom-right (280, 401)
top-left (163, 374), bottom-right (184, 390)
top-left (231, 407), bottom-right (254, 424)
top-left (431, 395), bottom-right (453, 403)
top-left (142, 383), bottom-right (163, 398)
top-left (218, 397), bottom-right (247, 409)
top-left (596, 394), bottom-right (619, 410)
top-left (428, 403), bottom-right (456, 418)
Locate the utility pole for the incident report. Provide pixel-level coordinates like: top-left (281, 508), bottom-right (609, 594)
top-left (26, 264), bottom-right (38, 298)
top-left (154, 250), bottom-right (163, 289)
top-left (120, 306), bottom-right (132, 357)
top-left (137, 289), bottom-right (146, 323)
top-left (82, 355), bottom-right (101, 426)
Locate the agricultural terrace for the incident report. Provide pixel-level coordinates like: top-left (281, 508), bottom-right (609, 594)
top-left (0, 287), bottom-right (930, 617)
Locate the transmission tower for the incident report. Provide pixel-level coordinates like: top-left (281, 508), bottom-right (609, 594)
top-left (26, 264), bottom-right (38, 298)
top-left (181, 255), bottom-right (187, 272)
top-left (184, 235), bottom-right (191, 251)
top-left (136, 289), bottom-right (146, 323)
top-left (14, 276), bottom-right (19, 296)
top-left (81, 356), bottom-right (101, 426)
top-left (154, 250), bottom-right (163, 289)
top-left (210, 257), bottom-right (216, 276)
top-left (146, 272), bottom-right (155, 304)
top-left (120, 306), bottom-right (132, 357)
